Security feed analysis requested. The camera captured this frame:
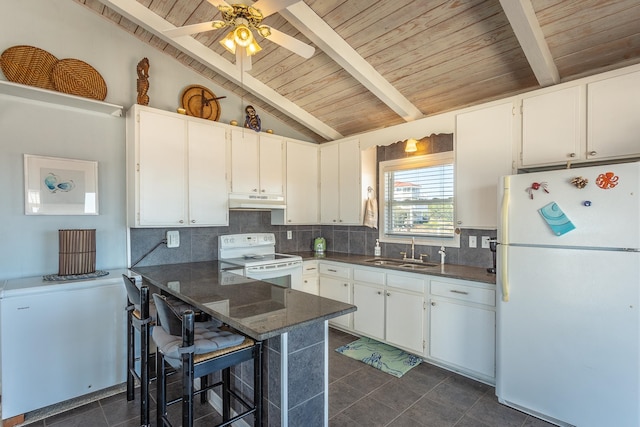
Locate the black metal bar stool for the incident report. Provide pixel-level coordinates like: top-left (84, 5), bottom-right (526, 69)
top-left (122, 274), bottom-right (154, 427)
top-left (152, 294), bottom-right (263, 427)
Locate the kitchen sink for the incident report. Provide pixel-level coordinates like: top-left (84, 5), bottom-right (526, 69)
top-left (364, 259), bottom-right (439, 269)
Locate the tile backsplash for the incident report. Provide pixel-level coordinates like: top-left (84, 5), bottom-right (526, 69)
top-left (130, 211), bottom-right (495, 269)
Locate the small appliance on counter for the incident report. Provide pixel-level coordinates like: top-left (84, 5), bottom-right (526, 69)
top-left (314, 236), bottom-right (326, 254)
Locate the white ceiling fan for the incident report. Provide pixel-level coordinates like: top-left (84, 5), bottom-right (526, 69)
top-left (163, 0), bottom-right (314, 70)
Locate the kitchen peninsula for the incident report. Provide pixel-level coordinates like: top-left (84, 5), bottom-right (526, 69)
top-left (132, 261), bottom-right (355, 427)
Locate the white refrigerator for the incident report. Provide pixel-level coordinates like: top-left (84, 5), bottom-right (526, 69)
top-left (496, 161), bottom-right (640, 427)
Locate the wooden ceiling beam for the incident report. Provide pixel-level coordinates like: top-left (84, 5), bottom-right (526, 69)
top-left (96, 0), bottom-right (343, 140)
top-left (499, 0), bottom-right (560, 86)
top-left (280, 2), bottom-right (424, 122)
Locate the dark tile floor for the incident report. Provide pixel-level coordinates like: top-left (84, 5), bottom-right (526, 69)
top-left (17, 328), bottom-right (553, 427)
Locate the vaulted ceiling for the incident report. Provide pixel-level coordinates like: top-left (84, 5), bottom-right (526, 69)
top-left (77, 0), bottom-right (640, 143)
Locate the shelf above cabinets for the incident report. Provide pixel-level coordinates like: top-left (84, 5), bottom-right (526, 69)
top-left (0, 80), bottom-right (123, 116)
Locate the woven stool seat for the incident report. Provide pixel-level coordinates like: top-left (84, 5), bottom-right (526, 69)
top-left (152, 294), bottom-right (262, 427)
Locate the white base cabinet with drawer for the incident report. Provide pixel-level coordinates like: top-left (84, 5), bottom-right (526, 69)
top-left (352, 267), bottom-right (386, 341)
top-left (385, 273), bottom-right (426, 355)
top-left (428, 278), bottom-right (496, 383)
top-left (319, 262), bottom-right (352, 329)
top-left (300, 260), bottom-right (319, 295)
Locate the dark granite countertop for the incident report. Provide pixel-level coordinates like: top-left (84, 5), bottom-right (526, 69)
top-left (132, 261), bottom-right (356, 341)
top-left (293, 251), bottom-right (497, 285)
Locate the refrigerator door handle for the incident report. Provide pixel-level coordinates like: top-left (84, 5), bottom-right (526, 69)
top-left (501, 176), bottom-right (510, 302)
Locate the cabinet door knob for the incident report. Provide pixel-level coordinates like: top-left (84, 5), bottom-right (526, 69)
top-left (332, 219), bottom-right (337, 223)
top-left (179, 220), bottom-right (184, 224)
top-left (252, 188), bottom-right (258, 192)
top-left (569, 153), bottom-right (576, 158)
top-left (386, 292), bottom-right (391, 297)
top-left (343, 283), bottom-right (348, 287)
top-left (377, 291), bottom-right (382, 295)
top-left (261, 189), bottom-right (265, 192)
top-left (431, 301), bottom-right (436, 306)
top-left (191, 220), bottom-right (196, 223)
top-left (589, 151), bottom-right (597, 156)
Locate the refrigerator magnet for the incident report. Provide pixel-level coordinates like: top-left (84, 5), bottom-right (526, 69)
top-left (538, 202), bottom-right (576, 236)
top-left (595, 172), bottom-right (619, 189)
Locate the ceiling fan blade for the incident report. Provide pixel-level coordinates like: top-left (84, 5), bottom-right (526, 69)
top-left (164, 21), bottom-right (218, 38)
top-left (252, 0), bottom-right (299, 18)
top-left (266, 27), bottom-right (315, 58)
top-left (206, 0), bottom-right (231, 8)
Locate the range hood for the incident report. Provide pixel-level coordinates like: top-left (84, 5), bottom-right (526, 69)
top-left (228, 194), bottom-right (286, 210)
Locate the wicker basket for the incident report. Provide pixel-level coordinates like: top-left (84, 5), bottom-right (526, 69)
top-left (58, 229), bottom-right (96, 276)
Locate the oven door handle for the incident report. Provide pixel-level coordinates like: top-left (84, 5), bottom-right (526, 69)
top-left (246, 261), bottom-right (302, 273)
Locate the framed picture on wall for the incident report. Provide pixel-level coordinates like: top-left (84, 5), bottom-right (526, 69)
top-left (24, 154), bottom-right (99, 215)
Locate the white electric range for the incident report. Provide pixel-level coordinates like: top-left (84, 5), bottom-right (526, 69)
top-left (218, 233), bottom-right (302, 289)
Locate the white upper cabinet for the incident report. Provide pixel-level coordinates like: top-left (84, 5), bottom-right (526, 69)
top-left (587, 70), bottom-right (640, 160)
top-left (230, 129), bottom-right (284, 196)
top-left (272, 140), bottom-right (319, 225)
top-left (127, 105), bottom-right (228, 227)
top-left (521, 86), bottom-right (585, 167)
top-left (320, 139), bottom-right (375, 225)
top-left (320, 143), bottom-right (340, 223)
top-left (187, 121), bottom-right (228, 226)
top-left (456, 102), bottom-right (514, 229)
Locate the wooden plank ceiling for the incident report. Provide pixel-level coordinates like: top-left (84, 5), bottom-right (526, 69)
top-left (77, 0), bottom-right (640, 143)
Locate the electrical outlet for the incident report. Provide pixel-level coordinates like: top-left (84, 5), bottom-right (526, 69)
top-left (287, 230), bottom-right (292, 240)
top-left (469, 236), bottom-right (477, 248)
top-left (166, 230), bottom-right (180, 248)
top-left (481, 236), bottom-right (491, 249)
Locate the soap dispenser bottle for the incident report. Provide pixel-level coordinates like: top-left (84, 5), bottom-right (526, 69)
top-left (374, 239), bottom-right (381, 257)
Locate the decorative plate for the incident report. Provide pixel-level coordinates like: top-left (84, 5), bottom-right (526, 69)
top-left (51, 58), bottom-right (107, 100)
top-left (180, 85), bottom-right (221, 121)
top-left (0, 45), bottom-right (58, 90)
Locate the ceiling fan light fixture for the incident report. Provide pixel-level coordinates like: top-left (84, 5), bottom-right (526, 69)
top-left (211, 20), bottom-right (226, 30)
top-left (220, 30), bottom-right (237, 54)
top-left (405, 138), bottom-right (418, 153)
top-left (257, 25), bottom-right (271, 38)
top-left (246, 39), bottom-right (262, 56)
top-left (234, 24), bottom-right (254, 47)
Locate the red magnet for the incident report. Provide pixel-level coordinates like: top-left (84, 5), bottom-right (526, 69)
top-left (526, 182), bottom-right (549, 199)
top-left (595, 172), bottom-right (619, 189)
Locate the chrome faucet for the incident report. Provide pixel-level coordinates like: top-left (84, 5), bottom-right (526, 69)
top-left (400, 238), bottom-right (428, 263)
top-left (411, 237), bottom-right (415, 260)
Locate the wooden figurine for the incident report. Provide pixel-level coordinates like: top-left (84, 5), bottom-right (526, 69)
top-left (244, 105), bottom-right (261, 132)
top-left (136, 57), bottom-right (149, 105)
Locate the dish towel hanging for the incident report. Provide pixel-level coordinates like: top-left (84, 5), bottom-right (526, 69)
top-left (364, 187), bottom-right (378, 229)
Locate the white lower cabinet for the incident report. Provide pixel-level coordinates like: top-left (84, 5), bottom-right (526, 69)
top-left (428, 278), bottom-right (496, 383)
top-left (353, 277), bottom-right (385, 341)
top-left (319, 263), bottom-right (353, 329)
top-left (385, 287), bottom-right (425, 355)
top-left (300, 260), bottom-right (319, 295)
top-left (318, 260), bottom-right (496, 384)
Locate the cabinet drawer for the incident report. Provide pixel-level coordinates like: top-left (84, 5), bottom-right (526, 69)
top-left (319, 263), bottom-right (352, 279)
top-left (431, 280), bottom-right (495, 306)
top-left (303, 260), bottom-right (319, 275)
top-left (387, 274), bottom-right (425, 294)
top-left (353, 268), bottom-right (385, 285)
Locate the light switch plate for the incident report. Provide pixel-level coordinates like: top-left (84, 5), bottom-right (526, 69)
top-left (469, 236), bottom-right (477, 248)
top-left (287, 230), bottom-right (292, 239)
top-left (481, 236), bottom-right (491, 249)
top-left (166, 230), bottom-right (180, 248)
